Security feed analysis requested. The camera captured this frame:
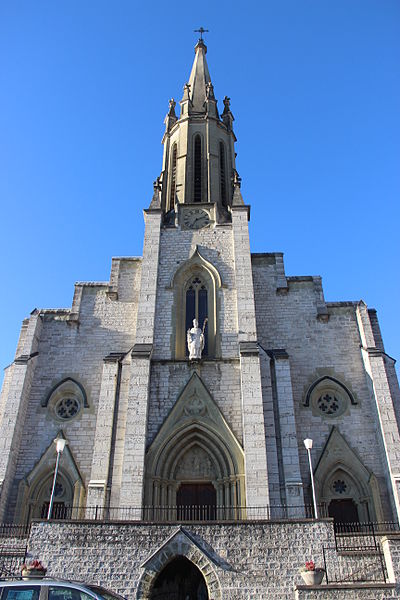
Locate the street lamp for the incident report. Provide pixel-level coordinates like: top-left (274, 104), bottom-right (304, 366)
top-left (47, 436), bottom-right (68, 520)
top-left (304, 438), bottom-right (318, 519)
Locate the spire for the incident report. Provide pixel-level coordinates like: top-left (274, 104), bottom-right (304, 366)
top-left (164, 99), bottom-right (177, 132)
top-left (232, 170), bottom-right (244, 206)
top-left (221, 96), bottom-right (234, 131)
top-left (160, 38), bottom-right (239, 214)
top-left (187, 39), bottom-right (211, 112)
top-left (205, 81), bottom-right (218, 119)
top-left (148, 176), bottom-right (162, 210)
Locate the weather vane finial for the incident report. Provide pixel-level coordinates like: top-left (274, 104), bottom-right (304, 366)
top-left (194, 27), bottom-right (209, 41)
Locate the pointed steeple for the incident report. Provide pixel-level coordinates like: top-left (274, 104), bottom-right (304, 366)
top-left (160, 40), bottom-right (240, 216)
top-left (187, 39), bottom-right (211, 112)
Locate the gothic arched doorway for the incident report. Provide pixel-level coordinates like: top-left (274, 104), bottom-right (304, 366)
top-left (29, 471), bottom-right (74, 521)
top-left (144, 372), bottom-right (245, 519)
top-left (150, 556), bottom-right (208, 600)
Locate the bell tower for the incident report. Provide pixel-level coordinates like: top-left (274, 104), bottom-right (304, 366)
top-left (160, 38), bottom-right (237, 225)
top-left (118, 35), bottom-right (271, 514)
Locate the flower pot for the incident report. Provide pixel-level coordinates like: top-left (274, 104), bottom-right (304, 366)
top-left (22, 568), bottom-right (46, 581)
top-left (300, 569), bottom-right (325, 586)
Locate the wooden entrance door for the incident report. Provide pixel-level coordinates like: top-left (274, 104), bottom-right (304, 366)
top-left (177, 483), bottom-right (216, 521)
top-left (328, 499), bottom-right (359, 524)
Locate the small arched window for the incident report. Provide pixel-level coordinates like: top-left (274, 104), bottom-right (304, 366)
top-left (185, 275), bottom-right (208, 356)
top-left (219, 142), bottom-right (227, 206)
top-left (193, 135), bottom-right (202, 202)
top-left (169, 144), bottom-right (178, 210)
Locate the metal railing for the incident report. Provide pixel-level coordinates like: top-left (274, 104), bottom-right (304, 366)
top-left (0, 550), bottom-right (27, 579)
top-left (334, 520), bottom-right (400, 537)
top-left (323, 544), bottom-right (387, 584)
top-left (321, 520), bottom-right (393, 584)
top-left (335, 521), bottom-right (380, 553)
top-left (0, 523), bottom-right (31, 539)
top-left (0, 525), bottom-right (29, 579)
top-left (27, 502), bottom-right (329, 523)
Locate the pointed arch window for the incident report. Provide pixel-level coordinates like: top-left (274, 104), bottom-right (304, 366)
top-left (171, 250), bottom-right (222, 359)
top-left (185, 276), bottom-right (208, 356)
top-left (219, 142), bottom-right (227, 207)
top-left (169, 144), bottom-right (178, 210)
top-left (194, 135), bottom-right (202, 202)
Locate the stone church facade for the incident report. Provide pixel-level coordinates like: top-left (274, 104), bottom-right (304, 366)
top-left (1, 39), bottom-right (400, 598)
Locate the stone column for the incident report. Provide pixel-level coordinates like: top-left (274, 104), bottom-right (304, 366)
top-left (119, 207), bottom-right (161, 514)
top-left (0, 311), bottom-right (42, 521)
top-left (232, 205), bottom-right (270, 508)
top-left (357, 302), bottom-right (400, 521)
top-left (87, 354), bottom-right (122, 510)
top-left (269, 350), bottom-right (304, 515)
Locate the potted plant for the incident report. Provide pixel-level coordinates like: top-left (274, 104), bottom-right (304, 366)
top-left (21, 559), bottom-right (47, 580)
top-left (299, 560), bottom-right (325, 585)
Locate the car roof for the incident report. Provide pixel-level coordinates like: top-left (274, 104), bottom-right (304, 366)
top-left (0, 580), bottom-right (98, 593)
top-left (1, 580), bottom-right (87, 587)
top-left (0, 579), bottom-right (126, 600)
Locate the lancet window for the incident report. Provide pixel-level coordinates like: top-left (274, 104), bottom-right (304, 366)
top-left (185, 276), bottom-right (208, 356)
top-left (169, 144), bottom-right (177, 210)
top-left (193, 135), bottom-right (202, 202)
top-left (172, 250), bottom-right (221, 359)
top-left (219, 142), bottom-right (227, 206)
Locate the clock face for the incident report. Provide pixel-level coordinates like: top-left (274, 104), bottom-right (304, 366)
top-left (182, 208), bottom-right (211, 229)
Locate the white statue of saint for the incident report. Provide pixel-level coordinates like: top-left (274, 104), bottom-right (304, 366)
top-left (187, 318), bottom-right (205, 360)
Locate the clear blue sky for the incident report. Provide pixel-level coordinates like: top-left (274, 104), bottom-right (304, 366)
top-left (0, 1), bottom-right (399, 383)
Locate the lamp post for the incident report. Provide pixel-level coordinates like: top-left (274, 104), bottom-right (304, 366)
top-left (304, 438), bottom-right (318, 519)
top-left (47, 436), bottom-right (68, 520)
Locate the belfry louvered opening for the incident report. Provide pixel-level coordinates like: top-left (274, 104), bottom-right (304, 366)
top-left (169, 144), bottom-right (177, 210)
top-left (219, 142), bottom-right (227, 206)
top-left (194, 135), bottom-right (202, 202)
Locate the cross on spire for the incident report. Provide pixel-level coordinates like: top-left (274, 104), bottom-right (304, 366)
top-left (194, 27), bottom-right (209, 41)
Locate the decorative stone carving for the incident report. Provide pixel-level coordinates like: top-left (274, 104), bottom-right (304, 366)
top-left (175, 447), bottom-right (216, 480)
top-left (287, 484), bottom-right (301, 497)
top-left (184, 392), bottom-right (206, 417)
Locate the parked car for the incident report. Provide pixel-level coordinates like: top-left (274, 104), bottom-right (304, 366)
top-left (0, 579), bottom-right (127, 600)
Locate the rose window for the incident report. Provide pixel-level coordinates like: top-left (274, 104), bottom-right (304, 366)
top-left (55, 397), bottom-right (80, 420)
top-left (48, 482), bottom-right (64, 498)
top-left (333, 479), bottom-right (347, 494)
top-left (317, 393), bottom-right (340, 415)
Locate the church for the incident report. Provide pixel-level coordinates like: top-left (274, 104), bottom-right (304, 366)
top-left (1, 37), bottom-right (400, 599)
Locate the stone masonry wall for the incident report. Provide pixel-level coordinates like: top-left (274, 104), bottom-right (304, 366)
top-left (4, 258), bottom-right (141, 519)
top-left (295, 584), bottom-right (397, 599)
top-left (147, 361), bottom-right (242, 447)
top-left (252, 254), bottom-right (393, 517)
top-left (27, 520), bottom-right (334, 600)
top-left (153, 226), bottom-right (237, 361)
top-left (147, 226), bottom-right (243, 444)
